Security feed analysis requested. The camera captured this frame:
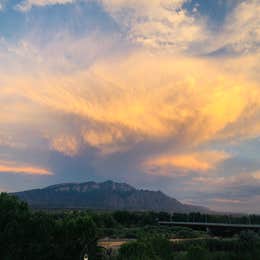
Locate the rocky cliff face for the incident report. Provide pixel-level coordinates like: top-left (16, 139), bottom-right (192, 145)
top-left (13, 180), bottom-right (209, 213)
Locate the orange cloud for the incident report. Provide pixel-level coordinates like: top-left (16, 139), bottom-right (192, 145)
top-left (1, 49), bottom-right (259, 156)
top-left (49, 135), bottom-right (79, 157)
top-left (7, 53), bottom-right (258, 137)
top-left (82, 128), bottom-right (128, 154)
top-left (0, 161), bottom-right (52, 175)
top-left (143, 151), bottom-right (230, 175)
top-left (83, 129), bottom-right (122, 147)
top-left (252, 171), bottom-right (260, 180)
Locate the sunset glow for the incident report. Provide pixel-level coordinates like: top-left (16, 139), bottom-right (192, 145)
top-left (0, 0), bottom-right (259, 212)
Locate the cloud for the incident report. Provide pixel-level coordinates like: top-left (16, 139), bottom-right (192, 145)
top-left (180, 171), bottom-right (260, 213)
top-left (224, 0), bottom-right (260, 53)
top-left (0, 0), bottom-right (7, 11)
top-left (16, 0), bottom-right (75, 11)
top-left (187, 170), bottom-right (260, 198)
top-left (100, 0), bottom-right (206, 51)
top-left (49, 134), bottom-right (79, 157)
top-left (143, 150), bottom-right (230, 176)
top-left (82, 126), bottom-right (136, 154)
top-left (252, 171), bottom-right (260, 180)
top-left (0, 160), bottom-right (52, 175)
top-left (1, 49), bottom-right (259, 156)
top-left (209, 198), bottom-right (242, 204)
top-left (99, 0), bottom-right (259, 55)
top-left (0, 0), bottom-right (259, 212)
top-left (204, 0), bottom-right (260, 55)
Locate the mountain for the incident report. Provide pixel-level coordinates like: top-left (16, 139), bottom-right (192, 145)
top-left (13, 180), bottom-right (210, 213)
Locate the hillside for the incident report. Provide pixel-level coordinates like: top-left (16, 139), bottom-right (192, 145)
top-left (13, 180), bottom-right (209, 213)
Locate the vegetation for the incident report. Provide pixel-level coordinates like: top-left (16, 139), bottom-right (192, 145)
top-left (0, 193), bottom-right (97, 260)
top-left (116, 232), bottom-right (260, 260)
top-left (1, 193), bottom-right (260, 259)
top-left (117, 235), bottom-right (175, 260)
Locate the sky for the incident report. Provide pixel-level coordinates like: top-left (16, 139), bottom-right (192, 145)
top-left (0, 0), bottom-right (259, 213)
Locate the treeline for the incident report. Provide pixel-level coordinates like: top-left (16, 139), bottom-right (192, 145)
top-left (1, 192), bottom-right (260, 260)
top-left (171, 212), bottom-right (260, 224)
top-left (0, 193), bottom-right (97, 260)
top-left (0, 193), bottom-right (202, 259)
top-left (90, 210), bottom-right (260, 228)
top-left (90, 211), bottom-right (204, 239)
top-left (116, 232), bottom-right (260, 260)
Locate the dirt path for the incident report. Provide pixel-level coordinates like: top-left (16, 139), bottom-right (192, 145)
top-left (98, 237), bottom-right (208, 249)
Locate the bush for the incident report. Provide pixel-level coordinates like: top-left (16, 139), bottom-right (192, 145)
top-left (238, 230), bottom-right (259, 249)
top-left (186, 245), bottom-right (209, 260)
top-left (117, 235), bottom-right (174, 260)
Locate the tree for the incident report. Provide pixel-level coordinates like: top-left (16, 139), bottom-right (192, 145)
top-left (117, 235), bottom-right (174, 260)
top-left (0, 193), bottom-right (98, 260)
top-left (186, 245), bottom-right (209, 260)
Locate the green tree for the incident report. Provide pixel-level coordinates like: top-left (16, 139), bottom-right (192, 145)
top-left (117, 235), bottom-right (174, 260)
top-left (186, 245), bottom-right (209, 260)
top-left (0, 193), bottom-right (98, 260)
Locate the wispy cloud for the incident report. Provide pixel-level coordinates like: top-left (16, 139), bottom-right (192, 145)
top-left (143, 151), bottom-right (230, 175)
top-left (204, 0), bottom-right (260, 55)
top-left (0, 0), bottom-right (259, 211)
top-left (209, 198), bottom-right (242, 205)
top-left (3, 51), bottom-right (259, 149)
top-left (100, 0), bottom-right (206, 51)
top-left (16, 0), bottom-right (75, 12)
top-left (252, 171), bottom-right (260, 180)
top-left (0, 161), bottom-right (52, 175)
top-left (223, 0), bottom-right (260, 53)
top-left (49, 134), bottom-right (79, 157)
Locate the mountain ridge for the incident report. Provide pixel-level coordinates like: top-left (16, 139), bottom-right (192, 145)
top-left (13, 180), bottom-right (210, 213)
